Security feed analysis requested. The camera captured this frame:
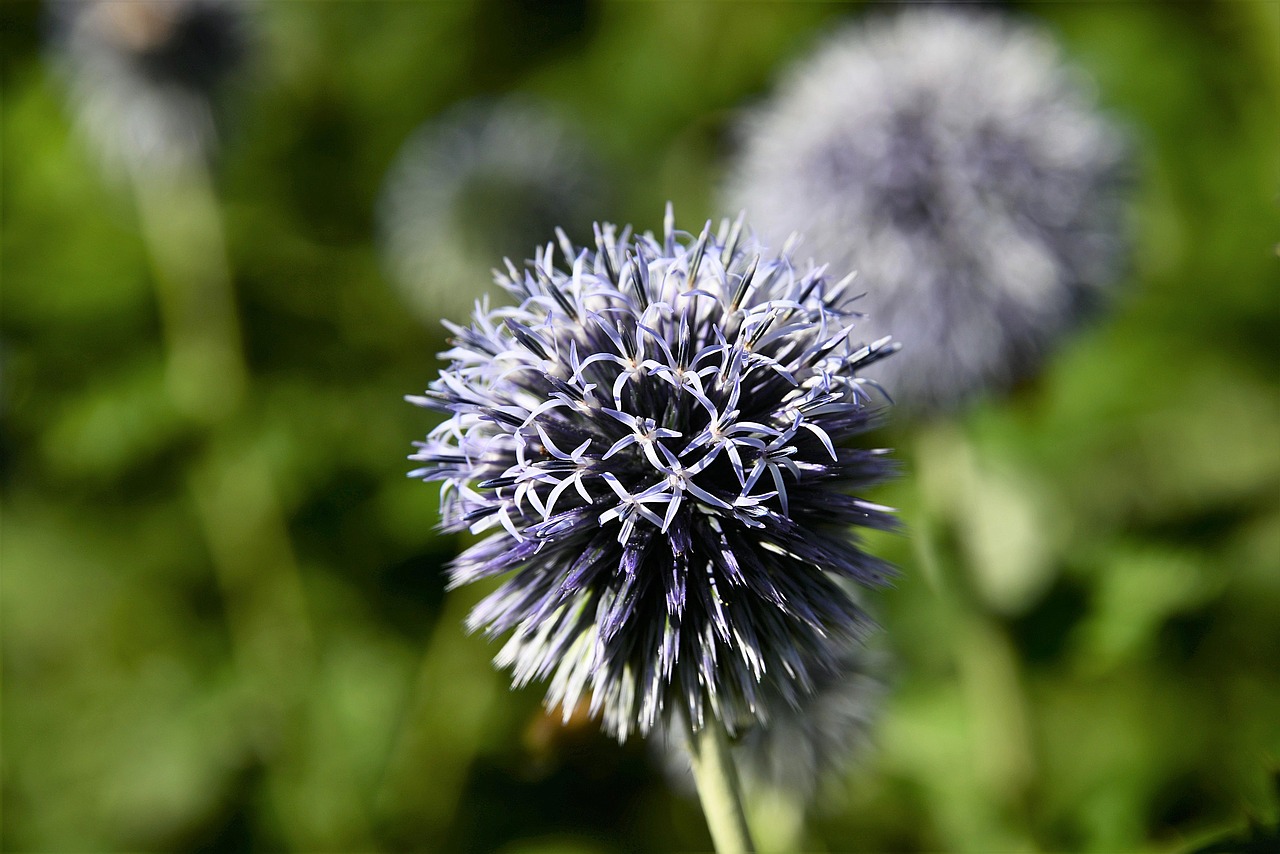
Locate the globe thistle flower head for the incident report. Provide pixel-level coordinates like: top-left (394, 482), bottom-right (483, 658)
top-left (378, 98), bottom-right (608, 325)
top-left (726, 8), bottom-right (1130, 413)
top-left (47, 0), bottom-right (250, 176)
top-left (408, 206), bottom-right (899, 742)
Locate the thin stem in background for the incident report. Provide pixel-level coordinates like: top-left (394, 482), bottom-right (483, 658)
top-left (129, 159), bottom-right (374, 849)
top-left (912, 423), bottom-right (1038, 825)
top-left (373, 584), bottom-right (501, 840)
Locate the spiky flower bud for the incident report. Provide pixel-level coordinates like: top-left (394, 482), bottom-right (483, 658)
top-left (726, 8), bottom-right (1130, 412)
top-left (408, 207), bottom-right (898, 741)
top-left (47, 0), bottom-right (249, 175)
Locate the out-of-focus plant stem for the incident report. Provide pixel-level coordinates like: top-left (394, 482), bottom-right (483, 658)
top-left (913, 424), bottom-right (1037, 816)
top-left (688, 714), bottom-right (757, 854)
top-left (373, 583), bottom-right (501, 839)
top-left (130, 158), bottom-right (373, 850)
top-left (744, 785), bottom-right (805, 854)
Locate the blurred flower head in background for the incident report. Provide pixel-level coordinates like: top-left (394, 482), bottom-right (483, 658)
top-left (726, 630), bottom-right (885, 800)
top-left (46, 0), bottom-right (250, 176)
top-left (377, 97), bottom-right (609, 326)
top-left (726, 7), bottom-right (1131, 414)
top-left (660, 623), bottom-right (886, 803)
top-left (408, 208), bottom-right (899, 742)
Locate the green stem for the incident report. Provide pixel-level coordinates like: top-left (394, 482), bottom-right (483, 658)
top-left (687, 716), bottom-right (756, 854)
top-left (128, 160), bottom-right (372, 849)
top-left (913, 424), bottom-right (1037, 812)
top-left (131, 163), bottom-right (245, 423)
top-left (373, 585), bottom-right (499, 835)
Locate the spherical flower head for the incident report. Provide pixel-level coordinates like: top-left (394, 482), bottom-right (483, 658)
top-left (725, 8), bottom-right (1131, 413)
top-left (377, 97), bottom-right (609, 325)
top-left (408, 206), bottom-right (898, 742)
top-left (47, 0), bottom-right (250, 176)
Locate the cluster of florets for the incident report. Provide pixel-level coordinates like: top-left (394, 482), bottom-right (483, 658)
top-left (726, 7), bottom-right (1130, 412)
top-left (409, 208), bottom-right (898, 741)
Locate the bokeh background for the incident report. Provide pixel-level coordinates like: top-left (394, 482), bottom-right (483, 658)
top-left (3, 1), bottom-right (1278, 852)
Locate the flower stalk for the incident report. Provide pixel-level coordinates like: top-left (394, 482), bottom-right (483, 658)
top-left (687, 717), bottom-right (756, 854)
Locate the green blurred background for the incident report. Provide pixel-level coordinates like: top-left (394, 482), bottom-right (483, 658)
top-left (3, 1), bottom-right (1278, 851)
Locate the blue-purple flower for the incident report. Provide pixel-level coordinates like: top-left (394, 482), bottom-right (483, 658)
top-left (409, 207), bottom-right (898, 741)
top-left (726, 8), bottom-right (1130, 413)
